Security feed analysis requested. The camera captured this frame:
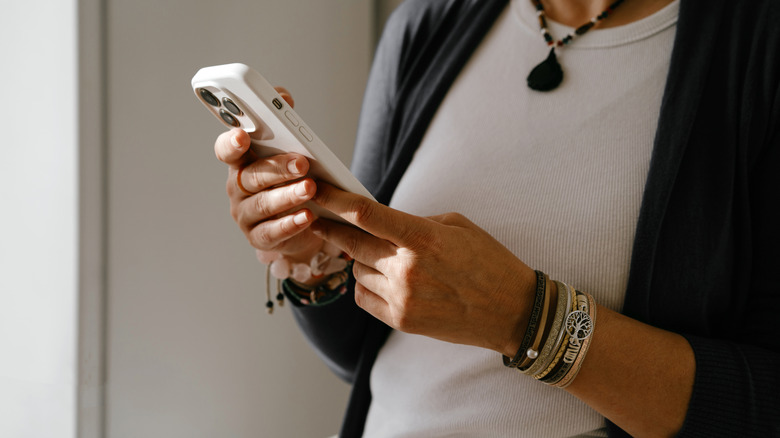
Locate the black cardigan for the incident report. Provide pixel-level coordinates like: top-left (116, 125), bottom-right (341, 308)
top-left (289, 0), bottom-right (780, 436)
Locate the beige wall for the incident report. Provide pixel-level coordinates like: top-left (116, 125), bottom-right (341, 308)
top-left (103, 1), bottom-right (372, 437)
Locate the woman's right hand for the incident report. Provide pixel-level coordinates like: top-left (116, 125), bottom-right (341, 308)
top-left (214, 120), bottom-right (324, 263)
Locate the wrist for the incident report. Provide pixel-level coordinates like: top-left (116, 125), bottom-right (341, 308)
top-left (282, 259), bottom-right (352, 307)
top-left (502, 271), bottom-right (597, 388)
top-left (258, 240), bottom-right (349, 313)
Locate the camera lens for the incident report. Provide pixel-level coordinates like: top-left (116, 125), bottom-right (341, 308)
top-left (222, 98), bottom-right (243, 116)
top-left (199, 88), bottom-right (220, 107)
top-left (220, 109), bottom-right (240, 127)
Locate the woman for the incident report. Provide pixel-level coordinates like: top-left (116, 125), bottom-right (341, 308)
top-left (213, 0), bottom-right (779, 436)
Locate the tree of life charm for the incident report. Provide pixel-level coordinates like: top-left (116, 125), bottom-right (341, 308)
top-left (565, 310), bottom-right (593, 341)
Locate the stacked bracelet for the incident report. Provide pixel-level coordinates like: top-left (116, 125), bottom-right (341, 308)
top-left (281, 262), bottom-right (352, 307)
top-left (505, 271), bottom-right (597, 388)
top-left (257, 243), bottom-right (351, 314)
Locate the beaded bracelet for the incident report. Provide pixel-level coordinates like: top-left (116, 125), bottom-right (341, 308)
top-left (281, 263), bottom-right (352, 307)
top-left (503, 270), bottom-right (548, 368)
top-left (258, 243), bottom-right (351, 313)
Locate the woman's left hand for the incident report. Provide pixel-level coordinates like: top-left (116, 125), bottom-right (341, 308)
top-left (312, 184), bottom-right (697, 437)
top-left (310, 183), bottom-right (537, 356)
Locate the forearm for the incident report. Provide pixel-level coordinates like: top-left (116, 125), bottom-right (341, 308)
top-left (288, 284), bottom-right (372, 383)
top-left (564, 305), bottom-right (695, 438)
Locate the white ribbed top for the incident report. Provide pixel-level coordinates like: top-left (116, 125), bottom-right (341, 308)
top-left (363, 1), bottom-right (679, 437)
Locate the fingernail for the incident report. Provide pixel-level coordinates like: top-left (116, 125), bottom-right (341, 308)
top-left (230, 135), bottom-right (242, 149)
top-left (292, 211), bottom-right (308, 226)
top-left (294, 182), bottom-right (308, 197)
top-left (288, 159), bottom-right (301, 175)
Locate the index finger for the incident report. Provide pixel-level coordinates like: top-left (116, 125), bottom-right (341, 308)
top-left (312, 182), bottom-right (426, 246)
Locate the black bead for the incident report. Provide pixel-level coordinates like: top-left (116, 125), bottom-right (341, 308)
top-left (527, 48), bottom-right (563, 92)
top-left (575, 22), bottom-right (594, 35)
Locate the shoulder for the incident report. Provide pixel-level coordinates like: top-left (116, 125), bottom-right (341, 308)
top-left (677, 0), bottom-right (780, 107)
top-left (375, 0), bottom-right (504, 92)
top-left (379, 0), bottom-right (486, 56)
top-left (384, 0), bottom-right (473, 31)
top-left (678, 0), bottom-right (780, 41)
top-left (678, 0), bottom-right (780, 164)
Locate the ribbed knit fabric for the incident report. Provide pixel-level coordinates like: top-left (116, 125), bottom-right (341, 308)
top-left (363, 1), bottom-right (679, 436)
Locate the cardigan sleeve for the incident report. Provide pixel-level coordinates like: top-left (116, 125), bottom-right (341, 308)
top-left (677, 114), bottom-right (780, 438)
top-left (615, 1), bottom-right (780, 435)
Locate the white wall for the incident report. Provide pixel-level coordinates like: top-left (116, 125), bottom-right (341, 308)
top-left (104, 1), bottom-right (370, 437)
top-left (0, 1), bottom-right (79, 437)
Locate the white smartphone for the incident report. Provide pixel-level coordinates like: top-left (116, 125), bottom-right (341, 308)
top-left (192, 63), bottom-right (375, 224)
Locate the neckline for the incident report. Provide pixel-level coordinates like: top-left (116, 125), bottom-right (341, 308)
top-left (513, 0), bottom-right (679, 49)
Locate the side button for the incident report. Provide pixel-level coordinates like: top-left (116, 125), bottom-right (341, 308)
top-left (299, 126), bottom-right (313, 142)
top-left (285, 110), bottom-right (299, 126)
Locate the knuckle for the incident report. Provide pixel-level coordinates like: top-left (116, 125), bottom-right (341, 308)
top-left (214, 139), bottom-right (228, 162)
top-left (392, 307), bottom-right (416, 333)
top-left (440, 212), bottom-right (463, 224)
top-left (250, 225), bottom-right (275, 249)
top-left (405, 225), bottom-right (444, 254)
top-left (277, 213), bottom-right (299, 236)
top-left (234, 209), bottom-right (252, 234)
top-left (253, 193), bottom-right (273, 220)
top-left (394, 256), bottom-right (421, 286)
top-left (342, 235), bottom-right (361, 260)
top-left (315, 185), bottom-right (333, 206)
top-left (286, 183), bottom-right (302, 204)
top-left (389, 286), bottom-right (417, 332)
top-left (248, 166), bottom-right (265, 191)
top-left (351, 261), bottom-right (362, 279)
top-left (214, 145), bottom-right (226, 162)
top-left (354, 285), bottom-right (367, 308)
top-left (229, 203), bottom-right (240, 223)
top-left (226, 172), bottom-right (237, 196)
top-left (350, 199), bottom-right (375, 224)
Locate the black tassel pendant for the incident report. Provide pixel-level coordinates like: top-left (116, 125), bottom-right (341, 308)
top-left (527, 48), bottom-right (563, 92)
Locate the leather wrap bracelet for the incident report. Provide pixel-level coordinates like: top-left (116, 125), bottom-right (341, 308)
top-left (503, 270), bottom-right (548, 368)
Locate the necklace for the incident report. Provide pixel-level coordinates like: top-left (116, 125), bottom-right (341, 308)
top-left (527, 0), bottom-right (626, 91)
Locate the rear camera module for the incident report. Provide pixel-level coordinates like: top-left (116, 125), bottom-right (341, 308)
top-left (222, 98), bottom-right (243, 116)
top-left (199, 88), bottom-right (220, 107)
top-left (220, 109), bottom-right (240, 127)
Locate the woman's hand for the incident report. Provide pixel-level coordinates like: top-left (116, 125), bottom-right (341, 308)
top-left (310, 183), bottom-right (696, 437)
top-left (309, 183), bottom-right (537, 356)
top-left (213, 88), bottom-right (323, 262)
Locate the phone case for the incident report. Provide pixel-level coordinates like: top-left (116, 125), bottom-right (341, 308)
top-left (192, 63), bottom-right (375, 224)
